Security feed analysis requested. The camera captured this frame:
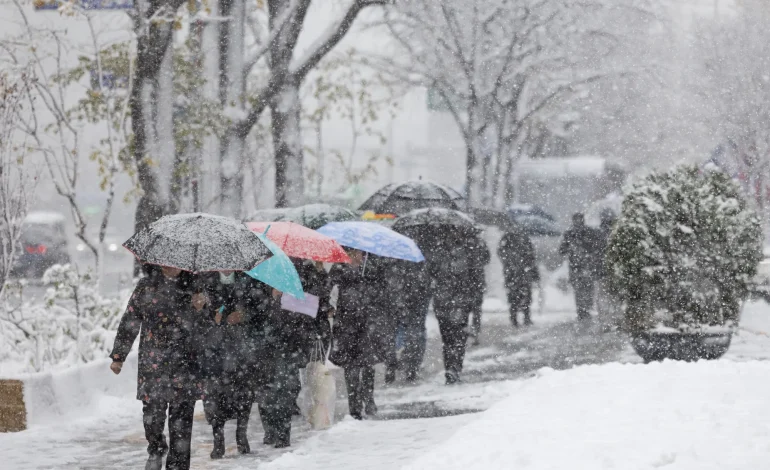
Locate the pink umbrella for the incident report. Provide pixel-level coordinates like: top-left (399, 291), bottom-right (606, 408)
top-left (246, 221), bottom-right (351, 264)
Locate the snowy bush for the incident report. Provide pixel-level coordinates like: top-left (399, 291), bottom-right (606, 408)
top-left (0, 265), bottom-right (128, 373)
top-left (607, 166), bottom-right (762, 333)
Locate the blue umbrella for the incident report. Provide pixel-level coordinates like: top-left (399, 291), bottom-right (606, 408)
top-left (317, 221), bottom-right (424, 262)
top-left (244, 232), bottom-right (305, 299)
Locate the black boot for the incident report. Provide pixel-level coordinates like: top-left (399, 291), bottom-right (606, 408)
top-left (210, 424), bottom-right (225, 459)
top-left (510, 311), bottom-right (519, 328)
top-left (236, 415), bottom-right (251, 455)
top-left (365, 399), bottom-right (378, 417)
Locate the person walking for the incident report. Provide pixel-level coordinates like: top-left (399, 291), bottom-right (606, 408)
top-left (109, 264), bottom-right (204, 470)
top-left (429, 231), bottom-right (476, 385)
top-left (197, 271), bottom-right (269, 459)
top-left (465, 233), bottom-right (490, 344)
top-left (260, 259), bottom-right (333, 447)
top-left (559, 213), bottom-right (602, 321)
top-left (498, 226), bottom-right (540, 327)
top-left (383, 259), bottom-right (432, 383)
top-left (329, 249), bottom-right (381, 419)
top-left (595, 209), bottom-right (619, 328)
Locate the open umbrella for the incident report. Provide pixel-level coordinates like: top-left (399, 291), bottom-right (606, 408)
top-left (317, 221), bottom-right (424, 262)
top-left (123, 213), bottom-right (271, 272)
top-left (244, 232), bottom-right (304, 299)
top-left (284, 203), bottom-right (358, 229)
top-left (246, 221), bottom-right (351, 263)
top-left (358, 180), bottom-right (466, 216)
top-left (393, 208), bottom-right (478, 231)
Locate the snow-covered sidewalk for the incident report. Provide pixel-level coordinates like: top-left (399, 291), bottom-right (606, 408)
top-left (3, 298), bottom-right (768, 469)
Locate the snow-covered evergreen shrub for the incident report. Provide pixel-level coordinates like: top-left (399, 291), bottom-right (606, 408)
top-left (0, 264), bottom-right (127, 373)
top-left (607, 165), bottom-right (762, 333)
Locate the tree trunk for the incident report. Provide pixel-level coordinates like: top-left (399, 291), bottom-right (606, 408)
top-left (219, 0), bottom-right (246, 218)
top-left (130, 19), bottom-right (175, 274)
top-left (271, 79), bottom-right (305, 208)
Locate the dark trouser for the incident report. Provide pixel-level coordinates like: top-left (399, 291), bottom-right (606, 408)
top-left (142, 400), bottom-right (195, 470)
top-left (343, 366), bottom-right (375, 417)
top-left (260, 361), bottom-right (301, 446)
top-left (401, 305), bottom-right (428, 378)
top-left (572, 277), bottom-right (594, 320)
top-left (434, 304), bottom-right (469, 378)
top-left (506, 283), bottom-right (532, 326)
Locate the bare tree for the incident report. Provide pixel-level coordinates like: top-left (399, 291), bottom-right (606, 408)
top-left (212, 0), bottom-right (388, 214)
top-left (379, 0), bottom-right (659, 208)
top-left (1, 0), bottom-right (132, 284)
top-left (0, 67), bottom-right (35, 299)
top-left (692, 0), bottom-right (770, 222)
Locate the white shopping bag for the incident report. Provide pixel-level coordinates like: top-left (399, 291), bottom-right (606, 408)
top-left (304, 338), bottom-right (336, 430)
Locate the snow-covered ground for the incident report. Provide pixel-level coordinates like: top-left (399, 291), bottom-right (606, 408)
top-left (2, 298), bottom-right (769, 469)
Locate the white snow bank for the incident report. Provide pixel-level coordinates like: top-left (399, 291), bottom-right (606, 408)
top-left (8, 355), bottom-right (137, 428)
top-left (406, 360), bottom-right (770, 470)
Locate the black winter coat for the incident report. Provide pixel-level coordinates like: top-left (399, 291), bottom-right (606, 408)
top-left (430, 234), bottom-right (489, 313)
top-left (559, 225), bottom-right (602, 281)
top-left (263, 260), bottom-right (333, 369)
top-left (111, 274), bottom-right (205, 402)
top-left (198, 273), bottom-right (271, 398)
top-left (328, 262), bottom-right (382, 367)
top-left (499, 230), bottom-right (539, 287)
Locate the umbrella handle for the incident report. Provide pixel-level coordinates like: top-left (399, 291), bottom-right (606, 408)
top-left (362, 252), bottom-right (369, 277)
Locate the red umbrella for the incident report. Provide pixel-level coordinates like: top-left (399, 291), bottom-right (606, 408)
top-left (246, 221), bottom-right (351, 264)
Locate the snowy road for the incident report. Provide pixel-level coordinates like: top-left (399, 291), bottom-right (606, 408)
top-left (3, 296), bottom-right (635, 470)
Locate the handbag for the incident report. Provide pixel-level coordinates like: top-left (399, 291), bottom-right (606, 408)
top-left (304, 336), bottom-right (336, 430)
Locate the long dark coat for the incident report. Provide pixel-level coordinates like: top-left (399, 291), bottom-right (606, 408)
top-left (111, 273), bottom-right (205, 403)
top-left (429, 233), bottom-right (488, 313)
top-left (499, 229), bottom-right (540, 288)
top-left (328, 262), bottom-right (382, 368)
top-left (198, 273), bottom-right (271, 422)
top-left (559, 225), bottom-right (602, 281)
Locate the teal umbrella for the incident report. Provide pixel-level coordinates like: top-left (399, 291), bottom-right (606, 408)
top-left (244, 231), bottom-right (305, 299)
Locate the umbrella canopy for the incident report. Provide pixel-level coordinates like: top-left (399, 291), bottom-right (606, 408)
top-left (244, 204), bottom-right (358, 230)
top-left (123, 213), bottom-right (271, 272)
top-left (284, 203), bottom-right (358, 229)
top-left (246, 207), bottom-right (290, 222)
top-left (358, 180), bottom-right (466, 216)
top-left (317, 221), bottom-right (424, 262)
top-left (244, 232), bottom-right (305, 299)
top-left (393, 207), bottom-right (479, 231)
top-left (246, 221), bottom-right (351, 263)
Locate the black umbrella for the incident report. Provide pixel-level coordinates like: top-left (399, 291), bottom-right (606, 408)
top-left (392, 207), bottom-right (478, 231)
top-left (124, 213), bottom-right (271, 272)
top-left (358, 180), bottom-right (465, 215)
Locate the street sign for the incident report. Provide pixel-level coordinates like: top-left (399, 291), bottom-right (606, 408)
top-left (34, 0), bottom-right (133, 10)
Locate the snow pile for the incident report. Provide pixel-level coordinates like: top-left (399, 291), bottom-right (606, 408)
top-left (20, 355), bottom-right (137, 428)
top-left (0, 265), bottom-right (128, 374)
top-left (406, 360), bottom-right (770, 470)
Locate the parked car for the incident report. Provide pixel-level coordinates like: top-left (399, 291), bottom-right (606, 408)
top-left (74, 228), bottom-right (132, 266)
top-left (11, 212), bottom-right (71, 279)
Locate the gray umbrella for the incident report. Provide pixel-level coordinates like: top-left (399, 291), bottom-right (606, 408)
top-left (358, 180), bottom-right (466, 215)
top-left (123, 213), bottom-right (271, 272)
top-left (393, 207), bottom-right (478, 230)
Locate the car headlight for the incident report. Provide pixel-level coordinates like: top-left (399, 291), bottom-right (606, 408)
top-left (108, 243), bottom-right (118, 252)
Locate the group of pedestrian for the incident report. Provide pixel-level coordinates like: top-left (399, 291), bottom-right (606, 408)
top-left (110, 254), bottom-right (336, 470)
top-left (109, 209), bottom-right (618, 470)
